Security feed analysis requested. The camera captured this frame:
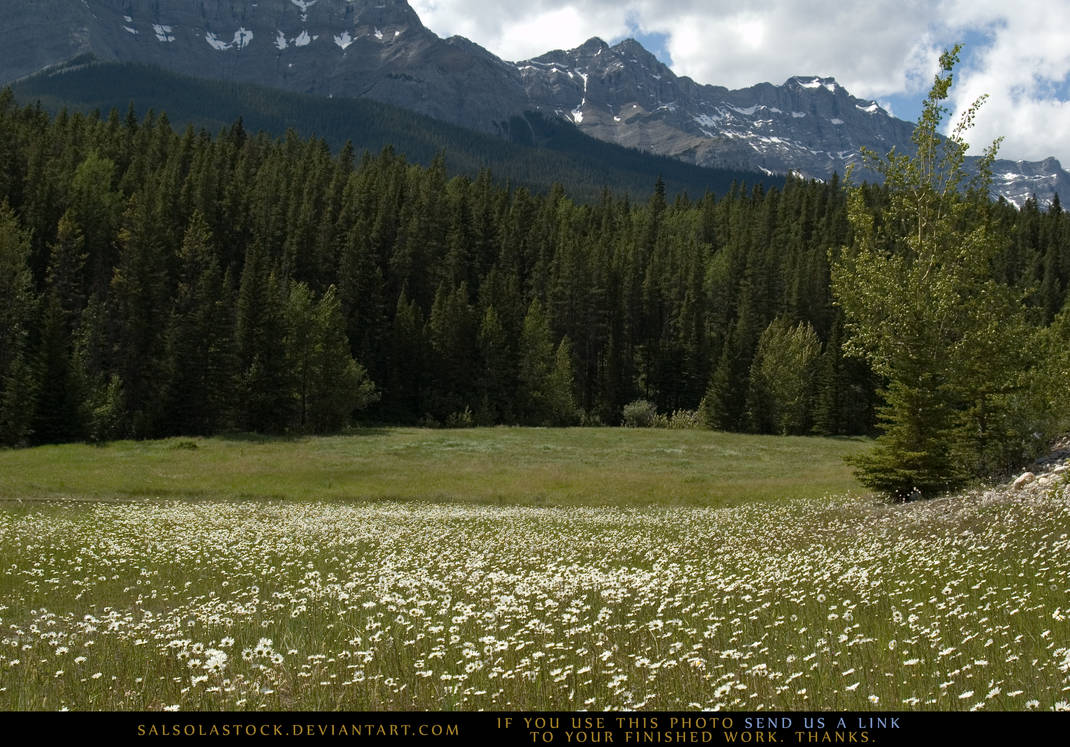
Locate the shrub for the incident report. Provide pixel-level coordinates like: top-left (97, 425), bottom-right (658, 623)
top-left (445, 406), bottom-right (475, 428)
top-left (621, 399), bottom-right (658, 428)
top-left (667, 409), bottom-right (704, 430)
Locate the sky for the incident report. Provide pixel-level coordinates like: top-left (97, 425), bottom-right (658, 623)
top-left (408, 0), bottom-right (1070, 164)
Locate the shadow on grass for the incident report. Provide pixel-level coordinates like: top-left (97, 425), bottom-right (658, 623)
top-left (215, 427), bottom-right (396, 443)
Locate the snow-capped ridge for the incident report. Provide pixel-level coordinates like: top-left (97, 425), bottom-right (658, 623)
top-left (788, 76), bottom-right (842, 94)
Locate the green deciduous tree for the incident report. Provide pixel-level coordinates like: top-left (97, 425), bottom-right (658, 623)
top-left (747, 318), bottom-right (822, 435)
top-left (830, 45), bottom-right (1047, 498)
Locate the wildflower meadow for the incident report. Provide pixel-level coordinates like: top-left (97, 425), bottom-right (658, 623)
top-left (1, 432), bottom-right (1067, 711)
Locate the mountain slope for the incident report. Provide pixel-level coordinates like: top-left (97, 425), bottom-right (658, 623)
top-left (1, 0), bottom-right (1065, 204)
top-left (11, 60), bottom-right (773, 202)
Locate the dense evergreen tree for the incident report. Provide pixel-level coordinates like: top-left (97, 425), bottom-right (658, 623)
top-left (287, 284), bottom-right (378, 433)
top-left (109, 192), bottom-right (170, 436)
top-left (162, 212), bottom-right (235, 435)
top-left (0, 202), bottom-right (38, 445)
top-left (0, 92), bottom-right (1065, 453)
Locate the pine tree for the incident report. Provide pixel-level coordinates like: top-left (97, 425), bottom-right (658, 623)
top-left (545, 336), bottom-right (581, 426)
top-left (30, 295), bottom-right (85, 443)
top-left (386, 288), bottom-right (428, 421)
top-left (109, 192), bottom-right (171, 437)
top-left (68, 151), bottom-right (123, 295)
top-left (0, 202), bottom-right (38, 445)
top-left (476, 305), bottom-right (514, 424)
top-left (47, 211), bottom-right (88, 334)
top-left (287, 284), bottom-right (378, 433)
top-left (517, 298), bottom-right (557, 425)
top-left (236, 244), bottom-right (294, 432)
top-left (162, 212), bottom-right (235, 435)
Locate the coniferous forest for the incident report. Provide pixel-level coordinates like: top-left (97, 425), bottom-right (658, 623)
top-left (2, 88), bottom-right (1069, 453)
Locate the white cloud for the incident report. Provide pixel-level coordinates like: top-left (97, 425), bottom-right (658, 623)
top-left (938, 1), bottom-right (1070, 161)
top-left (410, 1), bottom-right (629, 60)
top-left (409, 0), bottom-right (1070, 162)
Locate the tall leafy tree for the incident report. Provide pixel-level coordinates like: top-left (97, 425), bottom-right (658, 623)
top-left (830, 46), bottom-right (1044, 497)
top-left (746, 318), bottom-right (821, 435)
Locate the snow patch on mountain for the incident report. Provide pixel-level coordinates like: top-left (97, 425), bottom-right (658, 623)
top-left (794, 76), bottom-right (837, 93)
top-left (206, 32), bottom-right (228, 51)
top-left (334, 31), bottom-right (354, 51)
top-left (205, 28), bottom-right (254, 52)
top-left (153, 25), bottom-right (175, 43)
top-left (571, 71), bottom-right (589, 124)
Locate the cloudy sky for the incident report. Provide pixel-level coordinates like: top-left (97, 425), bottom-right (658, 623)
top-left (409, 0), bottom-right (1070, 164)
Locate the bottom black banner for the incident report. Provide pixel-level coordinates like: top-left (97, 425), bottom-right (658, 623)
top-left (0, 710), bottom-right (1033, 742)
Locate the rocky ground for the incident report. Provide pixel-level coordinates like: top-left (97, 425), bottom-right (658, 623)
top-left (1012, 436), bottom-right (1070, 493)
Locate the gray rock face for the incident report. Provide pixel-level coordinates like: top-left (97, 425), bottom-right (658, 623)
top-left (0, 0), bottom-right (530, 133)
top-left (2, 1), bottom-right (1066, 204)
top-left (990, 157), bottom-right (1070, 208)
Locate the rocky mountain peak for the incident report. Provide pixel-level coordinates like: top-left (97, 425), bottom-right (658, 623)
top-left (577, 36), bottom-right (610, 54)
top-left (346, 0), bottom-right (426, 32)
top-left (785, 76), bottom-right (844, 94)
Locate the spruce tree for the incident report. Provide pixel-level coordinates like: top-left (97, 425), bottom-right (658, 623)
top-left (0, 203), bottom-right (38, 445)
top-left (545, 336), bottom-right (581, 426)
top-left (287, 284), bottom-right (378, 433)
top-left (163, 212), bottom-right (235, 435)
top-left (476, 305), bottom-right (514, 424)
top-left (517, 298), bottom-right (556, 425)
top-left (109, 192), bottom-right (171, 437)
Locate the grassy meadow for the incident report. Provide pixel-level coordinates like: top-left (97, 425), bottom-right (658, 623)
top-left (1, 428), bottom-right (1068, 711)
top-left (0, 427), bottom-right (869, 506)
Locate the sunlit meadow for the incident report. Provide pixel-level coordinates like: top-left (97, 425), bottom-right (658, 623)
top-left (1, 435), bottom-right (1068, 711)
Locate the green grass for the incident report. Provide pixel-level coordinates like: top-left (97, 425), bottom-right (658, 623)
top-left (5, 429), bottom-right (1065, 712)
top-left (0, 427), bottom-right (870, 506)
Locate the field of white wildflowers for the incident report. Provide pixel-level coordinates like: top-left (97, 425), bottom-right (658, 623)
top-left (1, 478), bottom-right (1068, 711)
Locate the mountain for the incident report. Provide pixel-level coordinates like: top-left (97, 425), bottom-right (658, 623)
top-left (513, 37), bottom-right (1070, 206)
top-left (1, 0), bottom-right (1065, 205)
top-left (12, 61), bottom-right (772, 203)
top-left (517, 38), bottom-right (912, 179)
top-left (0, 0), bottom-right (531, 134)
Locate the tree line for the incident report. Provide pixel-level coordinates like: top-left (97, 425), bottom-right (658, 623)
top-left (1, 88), bottom-right (1068, 478)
